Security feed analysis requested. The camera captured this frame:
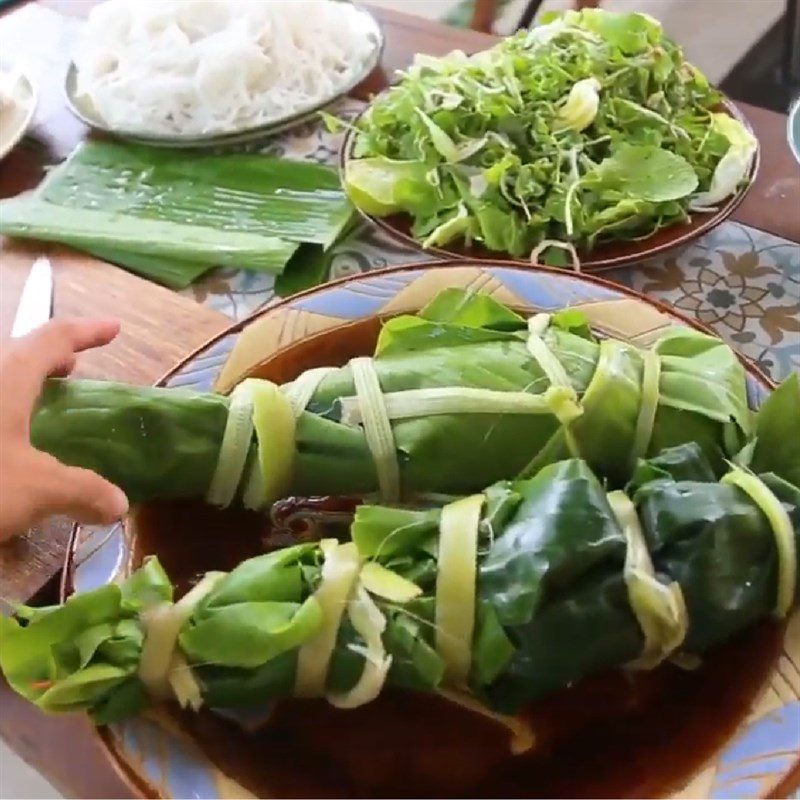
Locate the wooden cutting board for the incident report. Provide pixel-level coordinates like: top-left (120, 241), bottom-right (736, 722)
top-left (0, 241), bottom-right (230, 604)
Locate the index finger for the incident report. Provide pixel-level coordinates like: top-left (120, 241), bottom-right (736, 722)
top-left (47, 318), bottom-right (121, 376)
top-left (7, 318), bottom-right (120, 405)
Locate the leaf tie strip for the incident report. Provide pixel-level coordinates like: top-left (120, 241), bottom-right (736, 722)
top-left (206, 382), bottom-right (256, 508)
top-left (631, 348), bottom-right (661, 466)
top-left (283, 367), bottom-right (337, 419)
top-left (435, 494), bottom-right (484, 687)
top-left (721, 465), bottom-right (796, 618)
top-left (138, 572), bottom-right (226, 709)
top-left (606, 490), bottom-right (688, 669)
top-left (526, 315), bottom-right (582, 453)
top-left (241, 379), bottom-right (297, 511)
top-left (349, 357), bottom-right (401, 503)
top-left (339, 387), bottom-right (582, 426)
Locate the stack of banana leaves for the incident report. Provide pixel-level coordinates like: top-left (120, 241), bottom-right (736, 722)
top-left (2, 289), bottom-right (798, 749)
top-left (0, 140), bottom-right (355, 290)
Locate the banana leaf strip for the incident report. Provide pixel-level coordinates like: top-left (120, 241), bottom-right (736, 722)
top-left (0, 197), bottom-right (298, 275)
top-left (81, 246), bottom-right (214, 290)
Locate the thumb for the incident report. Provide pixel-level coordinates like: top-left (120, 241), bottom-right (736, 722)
top-left (37, 455), bottom-right (129, 526)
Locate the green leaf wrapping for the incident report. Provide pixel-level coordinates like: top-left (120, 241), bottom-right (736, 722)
top-left (31, 290), bottom-right (757, 503)
top-left (0, 557), bottom-right (170, 717)
top-left (31, 380), bottom-right (244, 504)
top-left (2, 444), bottom-right (797, 723)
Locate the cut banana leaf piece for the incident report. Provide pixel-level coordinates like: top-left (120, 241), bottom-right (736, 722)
top-left (275, 243), bottom-right (331, 297)
top-left (41, 141), bottom-right (354, 249)
top-left (0, 198), bottom-right (298, 274)
top-left (82, 246), bottom-right (213, 290)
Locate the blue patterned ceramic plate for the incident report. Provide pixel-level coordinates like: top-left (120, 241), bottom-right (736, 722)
top-left (62, 262), bottom-right (799, 799)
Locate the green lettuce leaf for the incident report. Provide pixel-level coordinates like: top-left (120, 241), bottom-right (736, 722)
top-left (747, 373), bottom-right (800, 488)
top-left (588, 144), bottom-right (699, 202)
top-left (419, 287), bottom-right (526, 329)
top-left (179, 597), bottom-right (322, 669)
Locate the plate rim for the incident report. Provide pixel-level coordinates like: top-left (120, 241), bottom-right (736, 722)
top-left (62, 2), bottom-right (385, 148)
top-left (154, 258), bottom-right (778, 390)
top-left (0, 69), bottom-right (38, 161)
top-left (788, 96), bottom-right (800, 166)
top-left (338, 95), bottom-right (760, 273)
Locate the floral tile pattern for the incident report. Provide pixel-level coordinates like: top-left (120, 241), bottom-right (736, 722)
top-left (608, 224), bottom-right (800, 381)
top-left (179, 98), bottom-right (799, 383)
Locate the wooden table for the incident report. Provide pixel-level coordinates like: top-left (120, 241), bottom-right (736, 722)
top-left (0, 3), bottom-right (798, 797)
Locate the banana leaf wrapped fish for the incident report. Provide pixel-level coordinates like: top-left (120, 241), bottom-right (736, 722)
top-left (31, 289), bottom-right (769, 508)
top-left (2, 428), bottom-right (798, 737)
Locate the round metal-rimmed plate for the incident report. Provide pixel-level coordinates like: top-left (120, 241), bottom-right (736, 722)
top-left (339, 96), bottom-right (759, 273)
top-left (788, 96), bottom-right (800, 166)
top-left (0, 67), bottom-right (37, 161)
top-left (61, 261), bottom-right (798, 800)
top-left (63, 3), bottom-right (383, 148)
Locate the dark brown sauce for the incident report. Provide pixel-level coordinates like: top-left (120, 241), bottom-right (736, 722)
top-left (128, 316), bottom-right (783, 798)
top-left (132, 499), bottom-right (782, 799)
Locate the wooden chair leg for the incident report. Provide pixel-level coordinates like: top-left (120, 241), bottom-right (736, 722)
top-left (470, 0), bottom-right (500, 33)
top-left (516, 0), bottom-right (547, 30)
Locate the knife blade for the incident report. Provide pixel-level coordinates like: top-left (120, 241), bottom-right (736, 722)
top-left (11, 256), bottom-right (53, 338)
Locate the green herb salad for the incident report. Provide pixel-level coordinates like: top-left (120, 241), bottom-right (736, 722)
top-left (340, 9), bottom-right (757, 266)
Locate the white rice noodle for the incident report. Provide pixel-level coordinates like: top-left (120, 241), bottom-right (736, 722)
top-left (73, 0), bottom-right (376, 135)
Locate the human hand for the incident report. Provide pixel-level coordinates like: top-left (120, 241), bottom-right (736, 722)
top-left (0, 318), bottom-right (129, 542)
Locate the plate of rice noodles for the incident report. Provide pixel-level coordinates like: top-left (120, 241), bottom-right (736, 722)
top-left (4, 263), bottom-right (799, 799)
top-left (65, 0), bottom-right (383, 147)
top-left (339, 9), bottom-right (759, 272)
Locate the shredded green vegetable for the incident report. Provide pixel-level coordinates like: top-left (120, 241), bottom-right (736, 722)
top-left (343, 9), bottom-right (755, 264)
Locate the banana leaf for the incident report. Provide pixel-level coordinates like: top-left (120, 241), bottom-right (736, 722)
top-left (0, 141), bottom-right (355, 287)
top-left (81, 246), bottom-right (214, 290)
top-left (2, 444), bottom-right (797, 725)
top-left (32, 288), bottom-right (764, 505)
top-left (39, 141), bottom-right (354, 249)
top-left (0, 198), bottom-right (298, 274)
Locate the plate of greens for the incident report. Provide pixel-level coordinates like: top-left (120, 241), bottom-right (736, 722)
top-left (339, 9), bottom-right (759, 271)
